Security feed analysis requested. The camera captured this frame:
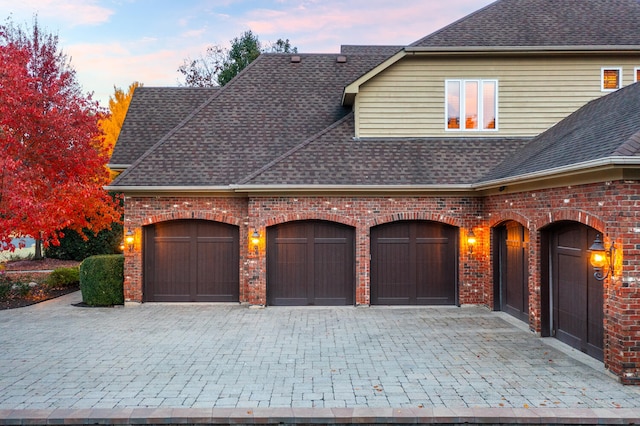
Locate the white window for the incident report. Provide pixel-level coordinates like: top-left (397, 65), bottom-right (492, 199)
top-left (601, 67), bottom-right (622, 91)
top-left (635, 67), bottom-right (640, 83)
top-left (446, 79), bottom-right (497, 131)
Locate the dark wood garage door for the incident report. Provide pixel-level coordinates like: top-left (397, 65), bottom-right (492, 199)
top-left (267, 221), bottom-right (354, 306)
top-left (548, 222), bottom-right (603, 361)
top-left (494, 222), bottom-right (529, 322)
top-left (371, 221), bottom-right (457, 305)
top-left (144, 220), bottom-right (239, 302)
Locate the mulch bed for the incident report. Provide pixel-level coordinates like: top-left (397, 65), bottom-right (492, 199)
top-left (0, 259), bottom-right (81, 311)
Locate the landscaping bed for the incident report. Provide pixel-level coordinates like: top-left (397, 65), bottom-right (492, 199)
top-left (0, 259), bottom-right (81, 310)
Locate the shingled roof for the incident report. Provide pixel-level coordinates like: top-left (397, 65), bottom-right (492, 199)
top-left (484, 82), bottom-right (640, 182)
top-left (111, 53), bottom-right (389, 188)
top-left (240, 114), bottom-right (529, 186)
top-left (411, 0), bottom-right (640, 48)
top-left (109, 87), bottom-right (216, 168)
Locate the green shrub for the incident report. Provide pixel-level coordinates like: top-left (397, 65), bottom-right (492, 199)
top-left (45, 223), bottom-right (123, 261)
top-left (79, 255), bottom-right (124, 306)
top-left (46, 267), bottom-right (80, 288)
top-left (0, 281), bottom-right (11, 299)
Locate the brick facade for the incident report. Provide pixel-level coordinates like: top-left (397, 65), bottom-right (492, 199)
top-left (122, 179), bottom-right (640, 383)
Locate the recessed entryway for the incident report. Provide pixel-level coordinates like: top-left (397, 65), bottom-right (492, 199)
top-left (493, 221), bottom-right (529, 323)
top-left (370, 220), bottom-right (458, 305)
top-left (266, 220), bottom-right (355, 306)
top-left (143, 220), bottom-right (239, 302)
top-left (542, 221), bottom-right (604, 361)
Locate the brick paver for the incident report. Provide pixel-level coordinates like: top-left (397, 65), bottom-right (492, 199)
top-left (1, 291), bottom-right (640, 423)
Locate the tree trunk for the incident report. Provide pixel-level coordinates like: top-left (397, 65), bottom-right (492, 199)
top-left (34, 239), bottom-right (43, 260)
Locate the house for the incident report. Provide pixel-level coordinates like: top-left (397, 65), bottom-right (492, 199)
top-left (108, 0), bottom-right (640, 384)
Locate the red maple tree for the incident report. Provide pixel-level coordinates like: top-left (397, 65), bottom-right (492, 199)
top-left (0, 19), bottom-right (121, 253)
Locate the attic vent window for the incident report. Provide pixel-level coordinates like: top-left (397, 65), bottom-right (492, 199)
top-left (291, 55), bottom-right (301, 63)
top-left (336, 55), bottom-right (347, 63)
top-left (602, 68), bottom-right (621, 91)
top-left (635, 67), bottom-right (640, 83)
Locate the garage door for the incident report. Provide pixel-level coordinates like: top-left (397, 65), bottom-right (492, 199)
top-left (371, 221), bottom-right (457, 305)
top-left (144, 220), bottom-right (239, 302)
top-left (494, 221), bottom-right (529, 322)
top-left (267, 221), bottom-right (354, 306)
top-left (548, 222), bottom-right (603, 361)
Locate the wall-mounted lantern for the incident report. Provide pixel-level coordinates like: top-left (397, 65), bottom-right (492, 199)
top-left (467, 229), bottom-right (477, 255)
top-left (589, 233), bottom-right (615, 281)
top-left (251, 229), bottom-right (261, 246)
top-left (125, 229), bottom-right (135, 252)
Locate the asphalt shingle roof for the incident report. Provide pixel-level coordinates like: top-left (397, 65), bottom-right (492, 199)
top-left (112, 53), bottom-right (389, 187)
top-left (340, 45), bottom-right (403, 56)
top-left (109, 87), bottom-right (216, 166)
top-left (484, 82), bottom-right (640, 181)
top-left (242, 114), bottom-right (530, 186)
top-left (411, 0), bottom-right (640, 48)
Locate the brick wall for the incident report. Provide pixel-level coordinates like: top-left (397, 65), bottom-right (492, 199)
top-left (121, 179), bottom-right (640, 383)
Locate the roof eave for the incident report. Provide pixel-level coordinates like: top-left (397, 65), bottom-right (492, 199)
top-left (232, 184), bottom-right (474, 194)
top-left (104, 185), bottom-right (235, 194)
top-left (405, 45), bottom-right (640, 55)
top-left (475, 156), bottom-right (640, 190)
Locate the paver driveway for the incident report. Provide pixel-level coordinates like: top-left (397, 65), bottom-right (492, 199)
top-left (1, 291), bottom-right (639, 411)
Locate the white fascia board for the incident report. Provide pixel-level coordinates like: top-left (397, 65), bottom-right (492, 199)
top-left (231, 184), bottom-right (473, 193)
top-left (342, 50), bottom-right (407, 106)
top-left (475, 156), bottom-right (640, 190)
top-left (404, 45), bottom-right (640, 54)
top-left (104, 185), bottom-right (234, 193)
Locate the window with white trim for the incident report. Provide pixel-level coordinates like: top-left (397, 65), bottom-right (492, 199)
top-left (446, 79), bottom-right (497, 131)
top-left (635, 67), bottom-right (640, 83)
top-left (601, 67), bottom-right (622, 91)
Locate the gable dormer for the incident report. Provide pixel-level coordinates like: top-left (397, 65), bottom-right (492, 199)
top-left (344, 0), bottom-right (640, 139)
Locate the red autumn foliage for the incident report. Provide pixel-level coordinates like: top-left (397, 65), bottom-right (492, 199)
top-left (0, 19), bottom-right (122, 251)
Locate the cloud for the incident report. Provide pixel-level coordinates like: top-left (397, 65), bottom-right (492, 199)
top-left (0, 0), bottom-right (114, 27)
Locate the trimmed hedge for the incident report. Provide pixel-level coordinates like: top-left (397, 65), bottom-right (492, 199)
top-left (80, 255), bottom-right (124, 306)
top-left (46, 267), bottom-right (80, 288)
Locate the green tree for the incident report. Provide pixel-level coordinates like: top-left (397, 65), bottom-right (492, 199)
top-left (178, 31), bottom-right (297, 87)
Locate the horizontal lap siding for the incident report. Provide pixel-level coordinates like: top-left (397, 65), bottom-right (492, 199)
top-left (356, 56), bottom-right (640, 138)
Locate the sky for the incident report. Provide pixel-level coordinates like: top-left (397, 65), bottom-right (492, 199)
top-left (0, 0), bottom-right (495, 107)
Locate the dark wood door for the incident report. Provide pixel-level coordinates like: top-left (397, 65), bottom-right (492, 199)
top-left (550, 223), bottom-right (603, 361)
top-left (144, 220), bottom-right (239, 302)
top-left (495, 222), bottom-right (529, 322)
top-left (267, 221), bottom-right (354, 306)
top-left (371, 221), bottom-right (457, 305)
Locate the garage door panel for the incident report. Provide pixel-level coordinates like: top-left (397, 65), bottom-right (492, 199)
top-left (373, 239), bottom-right (411, 304)
top-left (196, 239), bottom-right (238, 301)
top-left (314, 240), bottom-right (349, 304)
top-left (550, 223), bottom-right (603, 361)
top-left (267, 221), bottom-right (354, 306)
top-left (372, 221), bottom-right (457, 305)
top-left (144, 220), bottom-right (239, 303)
top-left (271, 240), bottom-right (308, 305)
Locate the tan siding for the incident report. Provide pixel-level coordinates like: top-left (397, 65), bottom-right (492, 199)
top-left (355, 56), bottom-right (640, 138)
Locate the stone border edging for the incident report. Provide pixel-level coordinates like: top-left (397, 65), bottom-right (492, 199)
top-left (1, 407), bottom-right (640, 425)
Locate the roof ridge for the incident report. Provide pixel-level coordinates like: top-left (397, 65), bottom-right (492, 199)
top-left (111, 56), bottom-right (275, 185)
top-left (110, 88), bottom-right (223, 185)
top-left (236, 113), bottom-right (354, 185)
top-left (614, 130), bottom-right (640, 156)
top-left (409, 0), bottom-right (499, 47)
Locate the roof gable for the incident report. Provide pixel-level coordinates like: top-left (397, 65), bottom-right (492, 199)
top-left (411, 0), bottom-right (640, 48)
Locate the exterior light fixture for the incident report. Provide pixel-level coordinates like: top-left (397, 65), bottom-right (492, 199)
top-left (251, 229), bottom-right (260, 246)
top-left (467, 229), bottom-right (477, 255)
top-left (125, 229), bottom-right (135, 252)
top-left (589, 233), bottom-right (615, 281)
